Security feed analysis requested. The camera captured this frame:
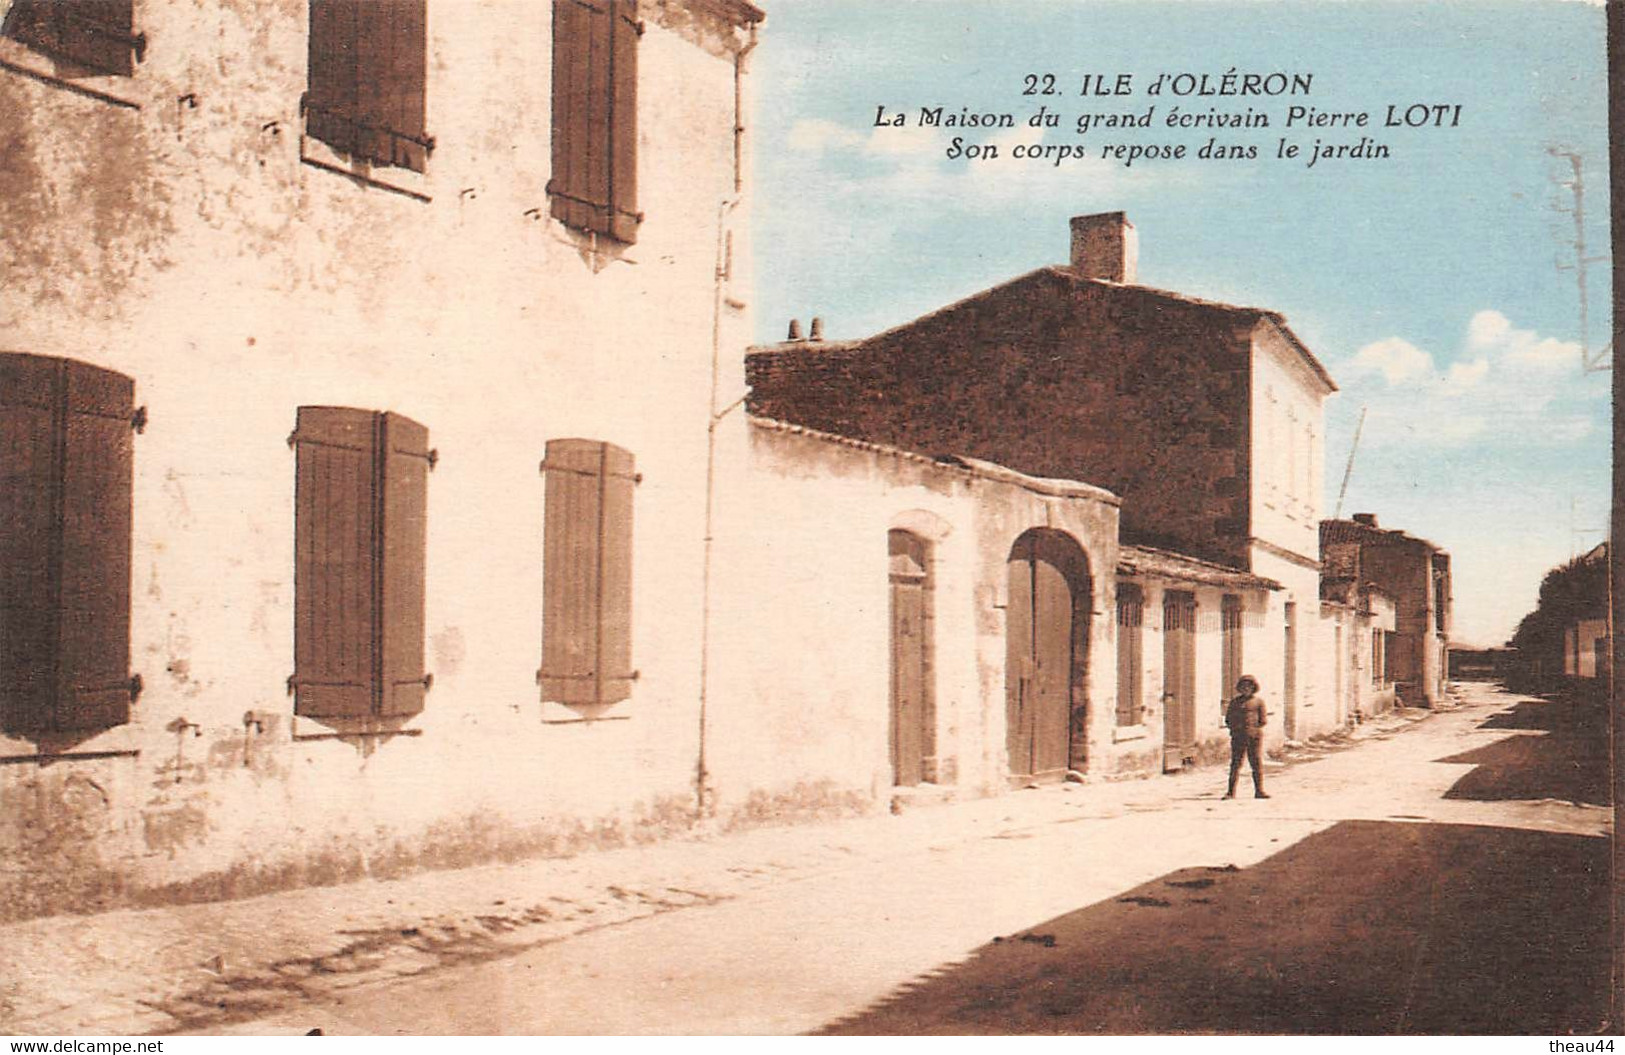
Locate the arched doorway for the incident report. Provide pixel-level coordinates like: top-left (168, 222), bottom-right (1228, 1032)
top-left (888, 529), bottom-right (934, 786)
top-left (1005, 529), bottom-right (1091, 783)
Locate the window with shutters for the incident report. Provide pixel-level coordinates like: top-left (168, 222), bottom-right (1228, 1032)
top-left (290, 407), bottom-right (432, 720)
top-left (303, 0), bottom-right (432, 172)
top-left (549, 0), bottom-right (642, 244)
top-left (1114, 584), bottom-right (1142, 726)
top-left (2, 0), bottom-right (145, 76)
top-left (0, 353), bottom-right (140, 736)
top-left (539, 439), bottom-right (636, 706)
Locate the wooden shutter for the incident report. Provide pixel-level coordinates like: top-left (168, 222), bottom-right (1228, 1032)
top-left (1115, 584), bottom-right (1142, 725)
top-left (306, 0), bottom-right (361, 160)
top-left (1162, 591), bottom-right (1197, 747)
top-left (379, 412), bottom-right (429, 717)
top-left (540, 439), bottom-right (635, 705)
top-left (549, 0), bottom-right (641, 243)
top-left (4, 0), bottom-right (142, 77)
top-left (306, 0), bottom-right (429, 172)
top-left (58, 360), bottom-right (136, 729)
top-left (606, 0), bottom-right (638, 241)
top-left (0, 354), bottom-right (59, 733)
top-left (1221, 594), bottom-right (1243, 694)
top-left (0, 353), bottom-right (135, 735)
top-left (292, 407), bottom-right (430, 719)
top-left (292, 406), bottom-right (378, 719)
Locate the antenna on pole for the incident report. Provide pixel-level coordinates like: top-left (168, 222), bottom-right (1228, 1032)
top-left (1548, 147), bottom-right (1611, 373)
top-left (1333, 406), bottom-right (1367, 521)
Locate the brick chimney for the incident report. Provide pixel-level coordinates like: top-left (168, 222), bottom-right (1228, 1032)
top-left (1069, 212), bottom-right (1138, 284)
top-left (1352, 513), bottom-right (1379, 527)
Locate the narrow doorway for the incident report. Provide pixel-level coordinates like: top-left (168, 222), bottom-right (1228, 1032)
top-left (1283, 600), bottom-right (1298, 739)
top-left (1162, 590), bottom-right (1197, 770)
top-left (888, 530), bottom-right (933, 786)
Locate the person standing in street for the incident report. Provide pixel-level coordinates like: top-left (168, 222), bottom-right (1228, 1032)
top-left (1223, 675), bottom-right (1270, 799)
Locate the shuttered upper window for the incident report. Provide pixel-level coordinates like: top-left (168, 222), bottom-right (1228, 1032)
top-left (2, 0), bottom-right (145, 76)
top-left (1, 353), bottom-right (139, 735)
top-left (1115, 584), bottom-right (1142, 726)
top-left (290, 407), bottom-right (432, 720)
top-left (549, 0), bottom-right (641, 244)
top-left (304, 0), bottom-right (432, 172)
top-left (539, 439), bottom-right (636, 706)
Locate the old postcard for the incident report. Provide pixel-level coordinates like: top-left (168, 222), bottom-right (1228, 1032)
top-left (0, 0), bottom-right (1614, 1038)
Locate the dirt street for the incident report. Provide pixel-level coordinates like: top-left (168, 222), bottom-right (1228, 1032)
top-left (198, 681), bottom-right (1610, 1036)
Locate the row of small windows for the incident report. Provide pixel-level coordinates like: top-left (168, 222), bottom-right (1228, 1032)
top-left (2, 0), bottom-right (641, 244)
top-left (0, 353), bottom-right (635, 737)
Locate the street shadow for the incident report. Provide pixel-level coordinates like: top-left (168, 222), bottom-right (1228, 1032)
top-left (816, 820), bottom-right (1610, 1035)
top-left (1438, 698), bottom-right (1609, 806)
top-left (1474, 700), bottom-right (1576, 732)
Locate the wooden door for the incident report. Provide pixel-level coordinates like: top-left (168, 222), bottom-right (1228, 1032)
top-left (1162, 591), bottom-right (1197, 767)
top-left (1221, 595), bottom-right (1243, 696)
top-left (889, 530), bottom-right (930, 786)
top-left (1006, 532), bottom-right (1081, 783)
top-left (1283, 601), bottom-right (1297, 738)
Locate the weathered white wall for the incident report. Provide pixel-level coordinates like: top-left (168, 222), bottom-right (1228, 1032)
top-left (1247, 323), bottom-right (1333, 741)
top-left (1114, 579), bottom-right (1281, 771)
top-left (1249, 324), bottom-right (1326, 564)
top-left (0, 0), bottom-right (762, 920)
top-left (717, 422), bottom-right (1123, 804)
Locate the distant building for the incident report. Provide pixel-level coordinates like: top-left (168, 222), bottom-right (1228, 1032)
top-left (1560, 542), bottom-right (1610, 683)
top-left (1321, 571), bottom-right (1399, 719)
top-left (1320, 515), bottom-right (1452, 708)
top-left (1448, 646), bottom-right (1515, 681)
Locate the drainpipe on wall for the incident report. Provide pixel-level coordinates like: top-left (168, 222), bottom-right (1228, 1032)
top-left (695, 21), bottom-right (759, 823)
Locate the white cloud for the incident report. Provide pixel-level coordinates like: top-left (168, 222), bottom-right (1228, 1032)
top-left (1466, 308), bottom-right (1583, 371)
top-left (1466, 309), bottom-right (1512, 349)
top-left (785, 119), bottom-right (867, 156)
top-left (1349, 337), bottom-right (1434, 385)
top-left (1344, 311), bottom-right (1603, 451)
top-left (1444, 357), bottom-right (1489, 390)
top-left (864, 123), bottom-right (944, 159)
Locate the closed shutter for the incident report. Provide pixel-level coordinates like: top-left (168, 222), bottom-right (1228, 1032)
top-left (306, 0), bottom-right (361, 160)
top-left (306, 0), bottom-right (430, 172)
top-left (379, 412), bottom-right (429, 717)
top-left (292, 406), bottom-right (378, 719)
top-left (292, 407), bottom-right (431, 719)
top-left (4, 0), bottom-right (143, 77)
top-left (1115, 585), bottom-right (1142, 725)
top-left (57, 360), bottom-right (136, 729)
top-left (540, 439), bottom-right (635, 705)
top-left (1163, 592), bottom-right (1197, 746)
top-left (549, 0), bottom-right (641, 243)
top-left (0, 355), bottom-right (59, 733)
top-left (0, 353), bottom-right (135, 735)
top-left (1221, 594), bottom-right (1243, 694)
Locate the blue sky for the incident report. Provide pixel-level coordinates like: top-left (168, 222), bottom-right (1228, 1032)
top-left (749, 0), bottom-right (1611, 647)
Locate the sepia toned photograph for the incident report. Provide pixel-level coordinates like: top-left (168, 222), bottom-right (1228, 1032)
top-left (0, 0), bottom-right (1617, 1038)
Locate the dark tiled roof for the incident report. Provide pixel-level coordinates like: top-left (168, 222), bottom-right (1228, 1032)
top-left (1320, 518), bottom-right (1445, 554)
top-left (1118, 544), bottom-right (1281, 591)
top-left (748, 416), bottom-right (1122, 504)
top-left (747, 265), bottom-right (1337, 393)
